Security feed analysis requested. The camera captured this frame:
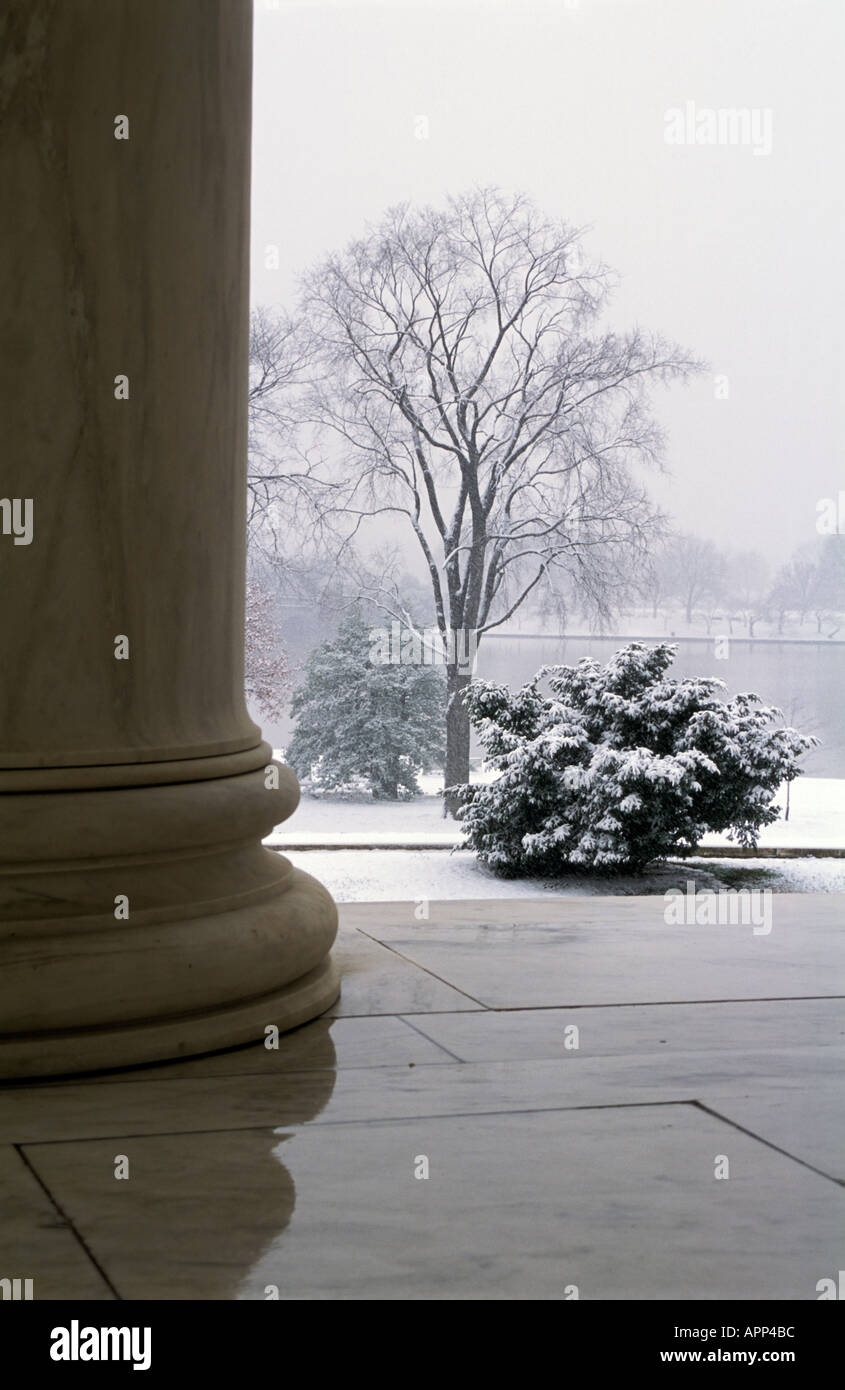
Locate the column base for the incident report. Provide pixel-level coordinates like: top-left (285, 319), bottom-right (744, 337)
top-left (0, 956), bottom-right (339, 1080)
top-left (0, 763), bottom-right (340, 1079)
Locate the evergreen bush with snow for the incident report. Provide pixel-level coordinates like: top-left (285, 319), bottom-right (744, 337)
top-left (456, 643), bottom-right (815, 874)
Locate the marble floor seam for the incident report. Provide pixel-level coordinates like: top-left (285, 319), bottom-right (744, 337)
top-left (396, 1014), bottom-right (467, 1062)
top-left (689, 1102), bottom-right (845, 1190)
top-left (352, 927), bottom-right (490, 1008)
top-left (14, 1096), bottom-right (841, 1194)
top-left (1, 1058), bottom-right (463, 1091)
top-left (12, 1143), bottom-right (122, 1300)
top-left (452, 994), bottom-right (845, 1010)
top-left (12, 1098), bottom-right (705, 1149)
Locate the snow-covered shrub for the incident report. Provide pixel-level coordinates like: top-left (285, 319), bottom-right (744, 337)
top-left (456, 643), bottom-right (816, 874)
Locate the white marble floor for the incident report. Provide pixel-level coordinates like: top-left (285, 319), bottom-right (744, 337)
top-left (1, 896), bottom-right (843, 1299)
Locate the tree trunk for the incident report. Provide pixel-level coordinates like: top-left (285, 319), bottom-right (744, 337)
top-left (374, 783), bottom-right (398, 801)
top-left (444, 667), bottom-right (472, 817)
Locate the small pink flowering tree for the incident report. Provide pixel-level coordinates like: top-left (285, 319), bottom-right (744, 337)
top-left (244, 577), bottom-right (289, 723)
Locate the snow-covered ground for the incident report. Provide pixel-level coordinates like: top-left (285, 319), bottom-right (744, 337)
top-left (685, 856), bottom-right (845, 894)
top-left (271, 770), bottom-right (845, 850)
top-left (702, 778), bottom-right (845, 850)
top-left (267, 772), bottom-right (845, 900)
top-left (281, 848), bottom-right (845, 902)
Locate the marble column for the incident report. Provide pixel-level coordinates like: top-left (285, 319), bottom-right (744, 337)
top-left (0, 0), bottom-right (339, 1076)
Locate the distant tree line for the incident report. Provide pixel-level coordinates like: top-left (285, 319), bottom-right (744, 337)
top-left (643, 533), bottom-right (845, 638)
top-left (533, 532), bottom-right (845, 640)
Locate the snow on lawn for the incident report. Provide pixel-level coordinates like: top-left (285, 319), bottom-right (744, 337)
top-left (270, 766), bottom-right (845, 850)
top-left (270, 755), bottom-right (845, 897)
top-left (685, 856), bottom-right (845, 894)
top-left (699, 778), bottom-right (845, 850)
top-left (281, 848), bottom-right (845, 902)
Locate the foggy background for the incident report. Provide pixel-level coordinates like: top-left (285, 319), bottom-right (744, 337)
top-left (250, 0), bottom-right (844, 562)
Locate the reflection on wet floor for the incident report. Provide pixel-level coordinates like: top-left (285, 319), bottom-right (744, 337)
top-left (1, 899), bottom-right (843, 1300)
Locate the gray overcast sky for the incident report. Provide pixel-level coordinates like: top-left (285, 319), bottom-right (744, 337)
top-left (250, 0), bottom-right (844, 563)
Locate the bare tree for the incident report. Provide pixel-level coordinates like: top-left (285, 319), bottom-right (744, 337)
top-left (260, 189), bottom-right (701, 804)
top-left (766, 540), bottom-right (845, 637)
top-left (667, 533), bottom-right (724, 627)
top-left (776, 547), bottom-right (821, 628)
top-left (247, 307), bottom-right (324, 546)
top-left (811, 535), bottom-right (845, 637)
top-left (778, 695), bottom-right (820, 820)
top-left (247, 307), bottom-right (355, 622)
top-left (639, 539), bottom-right (680, 624)
top-left (726, 550), bottom-right (769, 638)
top-left (768, 566), bottom-right (795, 635)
